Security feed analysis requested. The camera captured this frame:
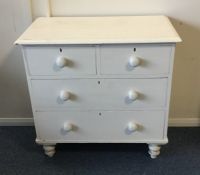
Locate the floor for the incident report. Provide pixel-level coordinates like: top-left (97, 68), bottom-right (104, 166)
top-left (0, 127), bottom-right (199, 175)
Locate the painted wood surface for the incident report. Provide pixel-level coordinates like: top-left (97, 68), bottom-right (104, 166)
top-left (34, 110), bottom-right (165, 142)
top-left (24, 44), bottom-right (173, 77)
top-left (100, 44), bottom-right (173, 75)
top-left (24, 45), bottom-right (96, 75)
top-left (16, 16), bottom-right (180, 158)
top-left (31, 78), bottom-right (168, 110)
top-left (15, 16), bottom-right (181, 45)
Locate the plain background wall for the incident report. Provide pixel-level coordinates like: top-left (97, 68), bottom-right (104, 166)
top-left (0, 0), bottom-right (200, 125)
top-left (0, 0), bottom-right (32, 120)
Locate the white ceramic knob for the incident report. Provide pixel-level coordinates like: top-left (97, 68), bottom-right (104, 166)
top-left (128, 90), bottom-right (138, 101)
top-left (63, 122), bottom-right (73, 132)
top-left (59, 90), bottom-right (70, 101)
top-left (127, 122), bottom-right (138, 132)
top-left (128, 55), bottom-right (140, 67)
top-left (56, 56), bottom-right (68, 68)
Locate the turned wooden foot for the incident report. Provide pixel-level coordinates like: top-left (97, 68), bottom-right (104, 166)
top-left (148, 144), bottom-right (161, 159)
top-left (43, 145), bottom-right (56, 157)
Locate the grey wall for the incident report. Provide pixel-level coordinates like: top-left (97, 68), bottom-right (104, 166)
top-left (1, 0), bottom-right (200, 125)
top-left (0, 0), bottom-right (32, 119)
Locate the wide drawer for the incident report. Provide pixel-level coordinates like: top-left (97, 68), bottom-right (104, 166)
top-left (24, 46), bottom-right (96, 75)
top-left (100, 44), bottom-right (173, 75)
top-left (31, 78), bottom-right (167, 109)
top-left (35, 110), bottom-right (165, 142)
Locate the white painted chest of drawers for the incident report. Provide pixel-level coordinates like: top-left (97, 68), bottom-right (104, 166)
top-left (16, 16), bottom-right (181, 158)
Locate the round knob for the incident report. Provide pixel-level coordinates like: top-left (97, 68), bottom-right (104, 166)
top-left (59, 90), bottom-right (70, 101)
top-left (128, 90), bottom-right (139, 101)
top-left (127, 122), bottom-right (138, 132)
top-left (128, 55), bottom-right (140, 67)
top-left (63, 122), bottom-right (73, 132)
top-left (56, 56), bottom-right (68, 68)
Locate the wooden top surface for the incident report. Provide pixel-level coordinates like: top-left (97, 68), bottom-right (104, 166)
top-left (15, 16), bottom-right (181, 45)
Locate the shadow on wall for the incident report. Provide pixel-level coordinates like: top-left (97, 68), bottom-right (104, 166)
top-left (0, 0), bottom-right (32, 119)
top-left (169, 17), bottom-right (200, 118)
top-left (0, 45), bottom-right (33, 118)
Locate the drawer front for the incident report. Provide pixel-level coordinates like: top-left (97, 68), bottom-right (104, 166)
top-left (31, 79), bottom-right (167, 109)
top-left (24, 46), bottom-right (96, 75)
top-left (35, 111), bottom-right (165, 142)
top-left (100, 44), bottom-right (172, 75)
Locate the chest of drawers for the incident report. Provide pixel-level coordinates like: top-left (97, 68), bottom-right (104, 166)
top-left (15, 16), bottom-right (181, 158)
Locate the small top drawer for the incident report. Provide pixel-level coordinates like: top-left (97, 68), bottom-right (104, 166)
top-left (100, 44), bottom-right (173, 76)
top-left (24, 46), bottom-right (96, 76)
